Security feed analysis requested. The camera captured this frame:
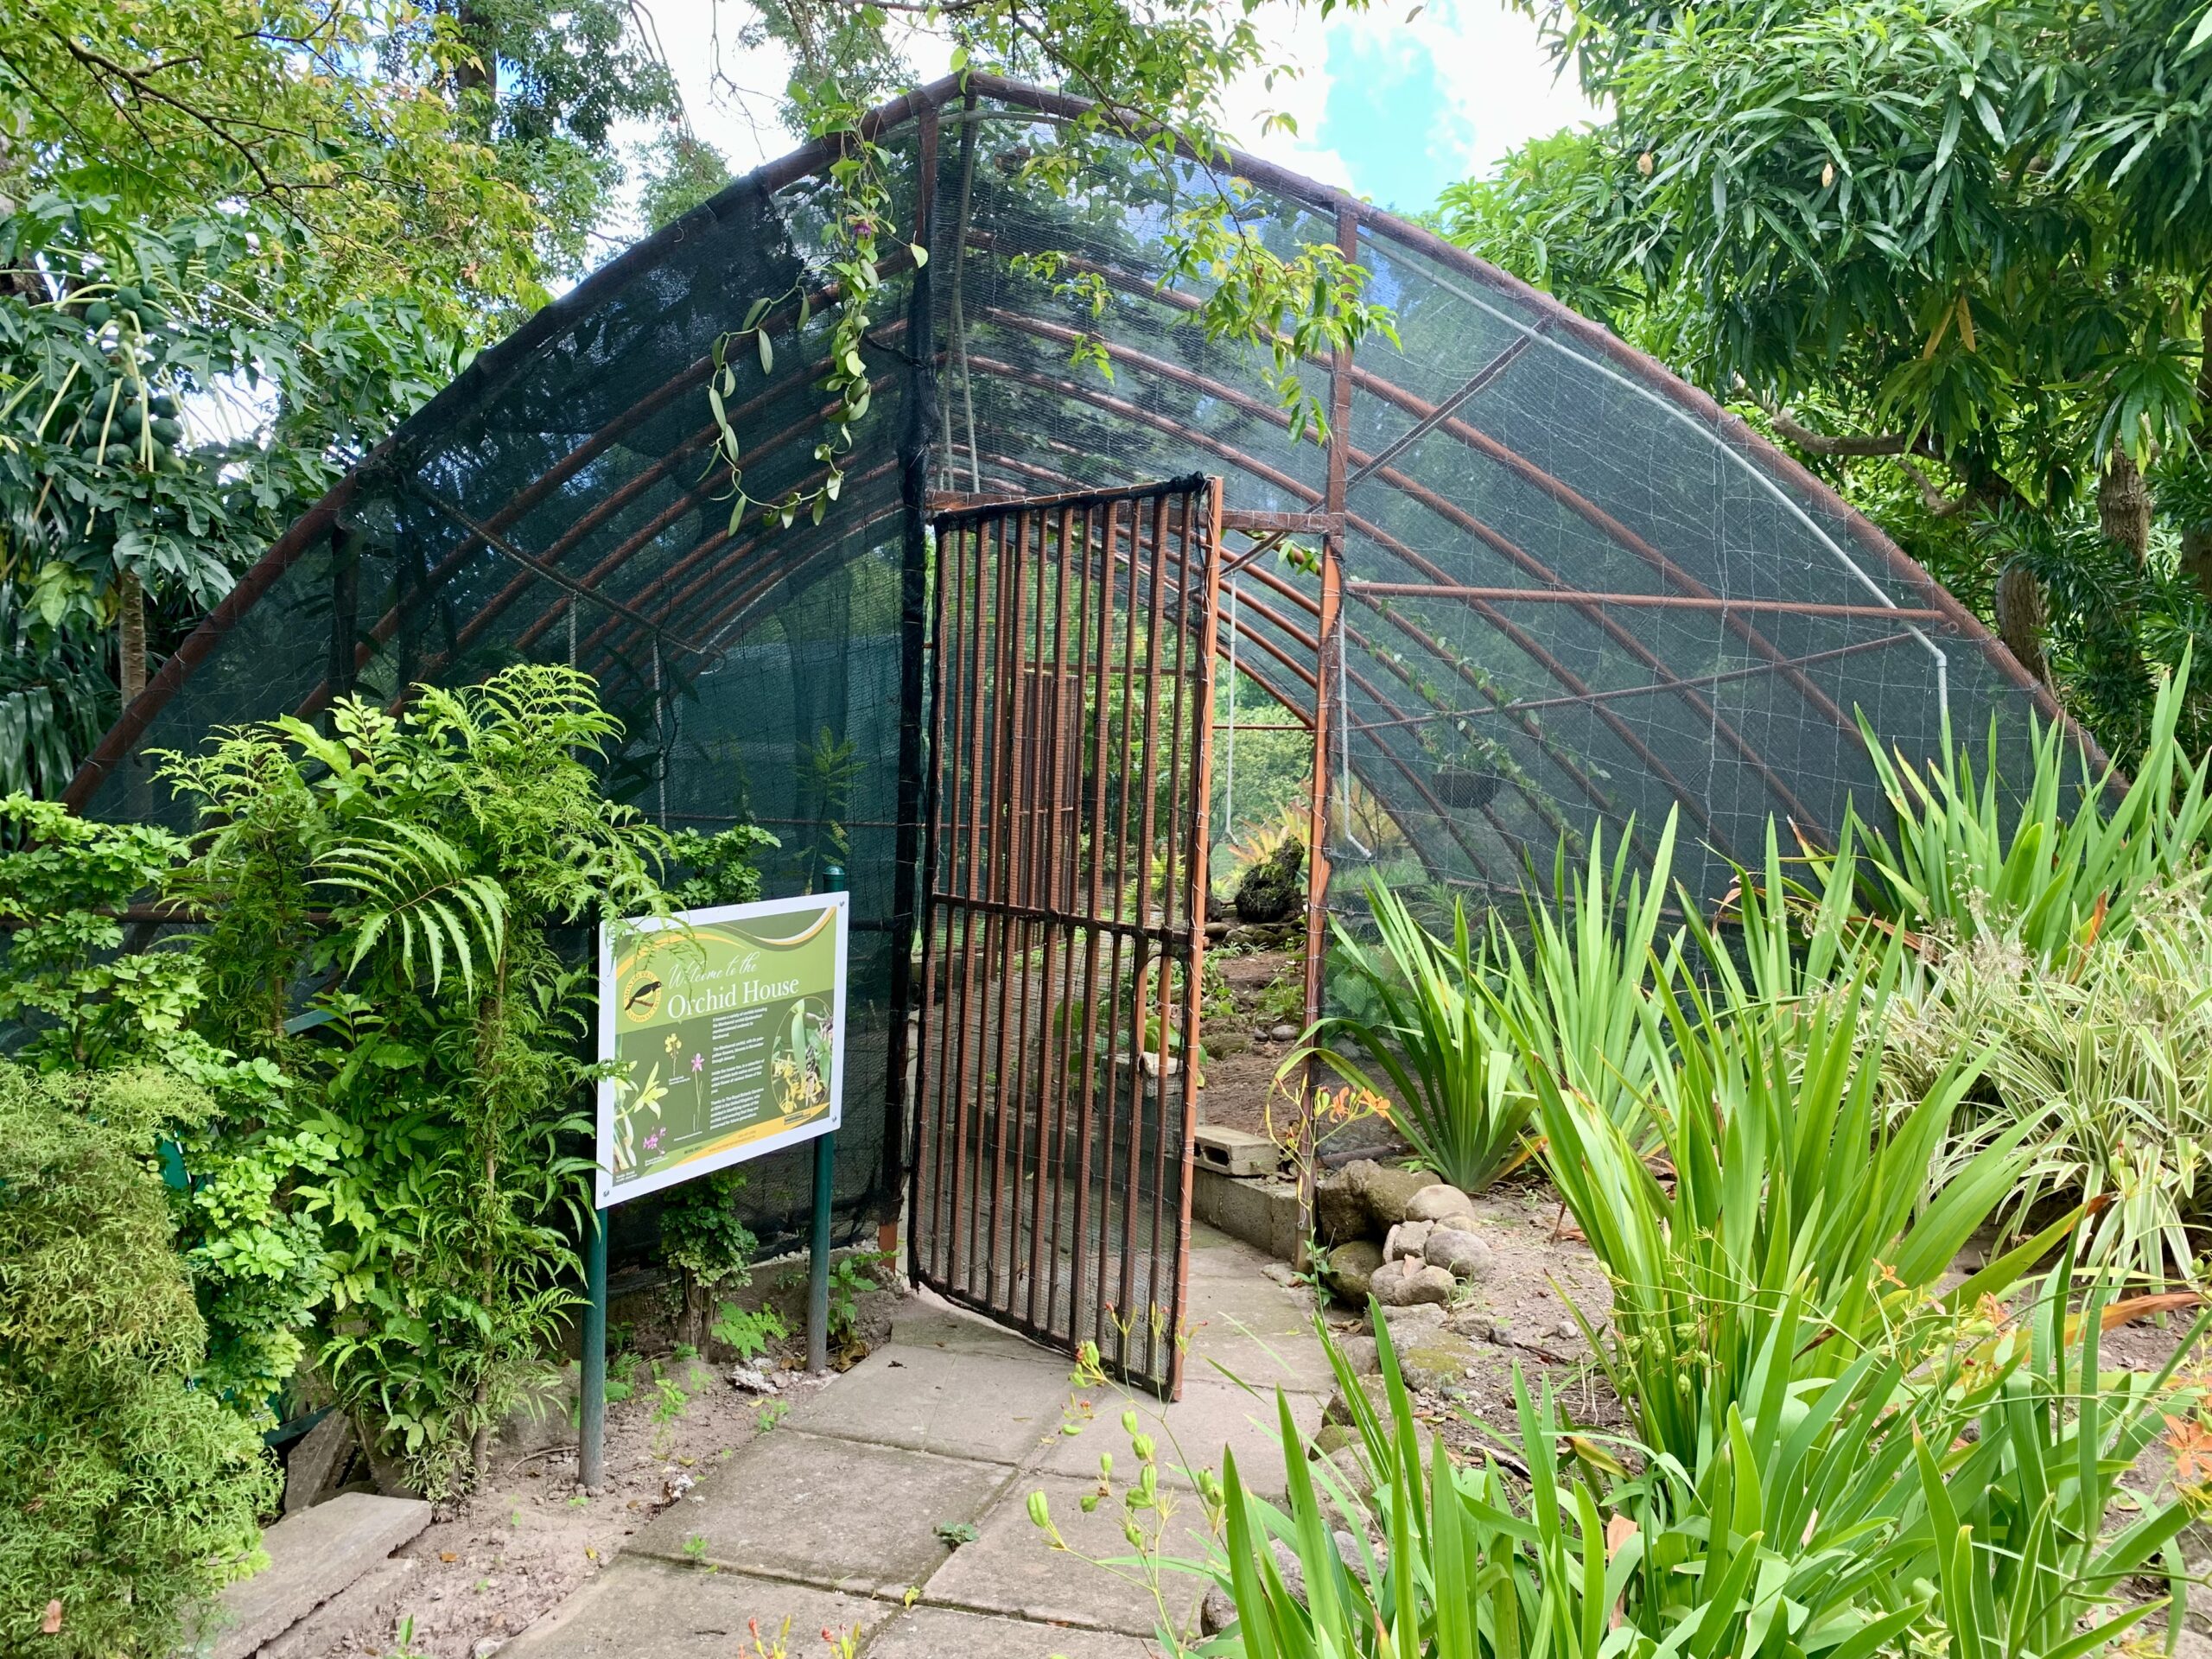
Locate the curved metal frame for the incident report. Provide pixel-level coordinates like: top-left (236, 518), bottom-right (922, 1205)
top-left (65, 68), bottom-right (2084, 858)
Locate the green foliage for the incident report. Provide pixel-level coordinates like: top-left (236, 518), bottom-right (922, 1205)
top-left (663, 1169), bottom-right (762, 1348)
top-left (1212, 1269), bottom-right (2205, 1658)
top-left (665, 823), bottom-right (779, 911)
top-left (0, 1061), bottom-right (276, 1656)
top-left (1885, 874), bottom-right (2212, 1285)
top-left (0, 793), bottom-right (197, 1068)
top-left (0, 794), bottom-right (333, 1416)
top-left (710, 1300), bottom-right (790, 1363)
top-left (1295, 884), bottom-right (1534, 1194)
top-left (1488, 816), bottom-right (1678, 1133)
top-left (160, 664), bottom-right (670, 1497)
top-left (1824, 653), bottom-right (2212, 961)
top-left (1526, 963), bottom-right (2050, 1471)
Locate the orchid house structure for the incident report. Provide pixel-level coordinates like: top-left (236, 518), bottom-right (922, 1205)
top-left (67, 75), bottom-right (2072, 1392)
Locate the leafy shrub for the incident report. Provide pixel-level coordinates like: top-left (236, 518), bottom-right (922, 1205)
top-left (1524, 963), bottom-right (2052, 1470)
top-left (0, 1061), bottom-right (276, 1656)
top-left (159, 665), bottom-right (670, 1496)
top-left (0, 793), bottom-right (333, 1420)
top-left (663, 1168), bottom-right (761, 1350)
top-left (1297, 881), bottom-right (1533, 1192)
top-left (1487, 815), bottom-right (1678, 1132)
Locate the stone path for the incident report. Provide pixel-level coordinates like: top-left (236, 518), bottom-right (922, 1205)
top-left (503, 1225), bottom-right (1330, 1659)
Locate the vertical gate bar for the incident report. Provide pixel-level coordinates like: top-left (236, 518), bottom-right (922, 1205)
top-left (1048, 502), bottom-right (1101, 1339)
top-left (970, 507), bottom-right (1014, 1298)
top-left (1021, 505), bottom-right (1069, 1329)
top-left (1301, 206), bottom-right (1359, 1248)
top-left (1170, 482), bottom-right (1224, 1395)
top-left (929, 519), bottom-right (973, 1282)
top-left (1148, 487), bottom-right (1198, 1382)
top-left (910, 520), bottom-right (957, 1289)
top-left (1097, 494), bottom-right (1150, 1367)
top-left (1003, 507), bottom-right (1039, 1318)
top-left (1075, 499), bottom-right (1122, 1358)
top-left (988, 510), bottom-right (1034, 1301)
top-left (949, 514), bottom-right (993, 1294)
top-left (1122, 489), bottom-right (1173, 1376)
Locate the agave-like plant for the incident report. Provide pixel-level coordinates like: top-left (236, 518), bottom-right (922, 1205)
top-left (1524, 967), bottom-right (2066, 1471)
top-left (1208, 1256), bottom-right (2206, 1659)
top-left (1294, 881), bottom-right (1534, 1194)
top-left (1828, 649), bottom-right (2209, 963)
top-left (1488, 812), bottom-right (1680, 1133)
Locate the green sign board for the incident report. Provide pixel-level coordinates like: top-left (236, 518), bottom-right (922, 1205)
top-left (595, 893), bottom-right (848, 1207)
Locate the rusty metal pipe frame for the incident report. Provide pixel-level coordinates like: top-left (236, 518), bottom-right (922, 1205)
top-left (968, 315), bottom-right (1820, 839)
top-left (959, 351), bottom-right (1737, 849)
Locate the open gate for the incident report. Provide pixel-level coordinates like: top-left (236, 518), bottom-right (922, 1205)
top-left (909, 477), bottom-right (1221, 1395)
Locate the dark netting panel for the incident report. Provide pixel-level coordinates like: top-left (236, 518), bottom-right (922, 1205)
top-left (72, 77), bottom-right (2074, 1243)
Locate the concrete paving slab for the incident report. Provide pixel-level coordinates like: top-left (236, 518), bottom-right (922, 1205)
top-left (630, 1431), bottom-right (1013, 1596)
top-left (860, 1605), bottom-right (1165, 1658)
top-left (1179, 1273), bottom-right (1334, 1393)
top-left (786, 1341), bottom-right (1075, 1465)
top-left (920, 1475), bottom-right (1210, 1638)
top-left (887, 1298), bottom-right (1066, 1360)
top-left (207, 1491), bottom-right (430, 1659)
top-left (1029, 1381), bottom-right (1326, 1497)
top-left (503, 1560), bottom-right (890, 1659)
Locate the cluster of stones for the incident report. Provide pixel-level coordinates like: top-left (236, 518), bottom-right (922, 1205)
top-left (1313, 1158), bottom-right (1496, 1308)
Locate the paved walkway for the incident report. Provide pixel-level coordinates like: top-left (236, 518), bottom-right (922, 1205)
top-left (505, 1226), bottom-right (1331, 1658)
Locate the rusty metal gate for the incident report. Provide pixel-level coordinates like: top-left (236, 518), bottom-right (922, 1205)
top-left (908, 477), bottom-right (1221, 1395)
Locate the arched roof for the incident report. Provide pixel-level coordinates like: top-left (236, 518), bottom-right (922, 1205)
top-left (70, 70), bottom-right (2069, 915)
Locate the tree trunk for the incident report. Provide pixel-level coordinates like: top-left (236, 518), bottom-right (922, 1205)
top-left (117, 569), bottom-right (147, 706)
top-left (1994, 563), bottom-right (2051, 687)
top-left (2099, 447), bottom-right (2152, 563)
top-left (2183, 305), bottom-right (2212, 605)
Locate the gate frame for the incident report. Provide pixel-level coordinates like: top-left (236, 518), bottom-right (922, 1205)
top-left (906, 476), bottom-right (1229, 1395)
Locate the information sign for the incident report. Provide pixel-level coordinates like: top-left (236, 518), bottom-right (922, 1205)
top-left (595, 893), bottom-right (847, 1207)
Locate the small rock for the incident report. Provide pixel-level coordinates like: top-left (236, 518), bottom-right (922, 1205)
top-left (728, 1365), bottom-right (780, 1395)
top-left (1201, 1537), bottom-right (1307, 1631)
top-left (1404, 1184), bottom-right (1478, 1225)
top-left (1423, 1226), bottom-right (1493, 1281)
top-left (1346, 1160), bottom-right (1437, 1229)
top-left (1369, 1260), bottom-right (1454, 1307)
top-left (1396, 1332), bottom-right (1485, 1392)
top-left (1322, 1239), bottom-right (1384, 1304)
top-left (1201, 1582), bottom-right (1236, 1636)
top-left (474, 1641), bottom-right (505, 1659)
top-left (1555, 1319), bottom-right (1583, 1343)
top-left (1262, 1260), bottom-right (1301, 1288)
top-left (1313, 1167), bottom-right (1366, 1244)
top-left (1209, 1030), bottom-right (1251, 1058)
top-left (1334, 1335), bottom-right (1380, 1376)
top-left (1443, 1308), bottom-right (1497, 1343)
top-left (1376, 1302), bottom-right (1448, 1348)
top-left (1268, 1023), bottom-right (1300, 1042)
top-left (1382, 1220), bottom-right (1433, 1262)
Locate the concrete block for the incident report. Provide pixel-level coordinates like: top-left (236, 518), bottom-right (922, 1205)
top-left (282, 1411), bottom-right (356, 1515)
top-left (1191, 1169), bottom-right (1300, 1263)
top-left (209, 1492), bottom-right (431, 1659)
top-left (1194, 1125), bottom-right (1278, 1179)
top-left (258, 1556), bottom-right (419, 1659)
